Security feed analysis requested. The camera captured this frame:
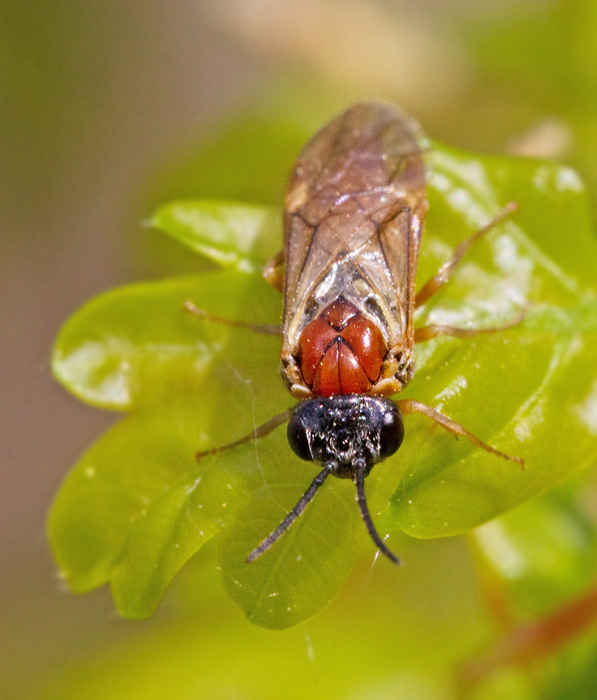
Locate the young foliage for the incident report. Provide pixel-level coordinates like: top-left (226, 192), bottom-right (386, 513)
top-left (473, 481), bottom-right (597, 618)
top-left (49, 141), bottom-right (597, 629)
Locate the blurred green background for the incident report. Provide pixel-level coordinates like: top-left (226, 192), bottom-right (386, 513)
top-left (2, 1), bottom-right (597, 698)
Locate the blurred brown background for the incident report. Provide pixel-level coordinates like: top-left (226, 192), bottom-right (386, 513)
top-left (0, 0), bottom-right (589, 697)
top-left (0, 2), bottom-right (263, 692)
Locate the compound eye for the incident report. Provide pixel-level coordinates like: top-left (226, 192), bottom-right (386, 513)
top-left (378, 406), bottom-right (404, 460)
top-left (287, 414), bottom-right (313, 462)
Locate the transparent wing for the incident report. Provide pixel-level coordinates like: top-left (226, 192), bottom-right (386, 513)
top-left (282, 102), bottom-right (428, 352)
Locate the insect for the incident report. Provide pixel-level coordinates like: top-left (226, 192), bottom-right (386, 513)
top-left (187, 102), bottom-right (524, 565)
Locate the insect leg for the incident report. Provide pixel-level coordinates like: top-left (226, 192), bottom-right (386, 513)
top-left (196, 408), bottom-right (294, 460)
top-left (414, 312), bottom-right (524, 343)
top-left (184, 300), bottom-right (281, 336)
top-left (415, 202), bottom-right (518, 309)
top-left (397, 399), bottom-right (524, 467)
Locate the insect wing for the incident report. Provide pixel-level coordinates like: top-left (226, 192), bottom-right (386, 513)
top-left (282, 102), bottom-right (428, 355)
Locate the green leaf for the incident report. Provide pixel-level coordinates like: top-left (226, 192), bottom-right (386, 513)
top-left (48, 385), bottom-right (287, 616)
top-left (150, 200), bottom-right (280, 273)
top-left (384, 146), bottom-right (597, 539)
top-left (219, 458), bottom-right (360, 630)
top-left (50, 141), bottom-right (597, 628)
top-left (52, 270), bottom-right (281, 411)
top-left (48, 398), bottom-right (217, 596)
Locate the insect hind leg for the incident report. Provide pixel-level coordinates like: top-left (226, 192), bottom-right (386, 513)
top-left (415, 202), bottom-right (518, 309)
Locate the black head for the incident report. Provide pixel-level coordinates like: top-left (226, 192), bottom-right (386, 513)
top-left (246, 396), bottom-right (404, 565)
top-left (287, 395), bottom-right (404, 476)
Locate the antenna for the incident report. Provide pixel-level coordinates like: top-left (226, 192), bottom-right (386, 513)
top-left (246, 466), bottom-right (332, 563)
top-left (353, 458), bottom-right (401, 565)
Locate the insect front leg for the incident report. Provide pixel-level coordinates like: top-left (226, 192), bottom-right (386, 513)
top-left (196, 408), bottom-right (294, 460)
top-left (397, 399), bottom-right (524, 467)
top-left (415, 202), bottom-right (518, 309)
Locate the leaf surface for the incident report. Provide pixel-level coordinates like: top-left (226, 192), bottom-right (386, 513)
top-left (50, 144), bottom-right (597, 627)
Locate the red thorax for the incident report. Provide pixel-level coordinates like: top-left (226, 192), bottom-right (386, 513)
top-left (297, 297), bottom-right (388, 397)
